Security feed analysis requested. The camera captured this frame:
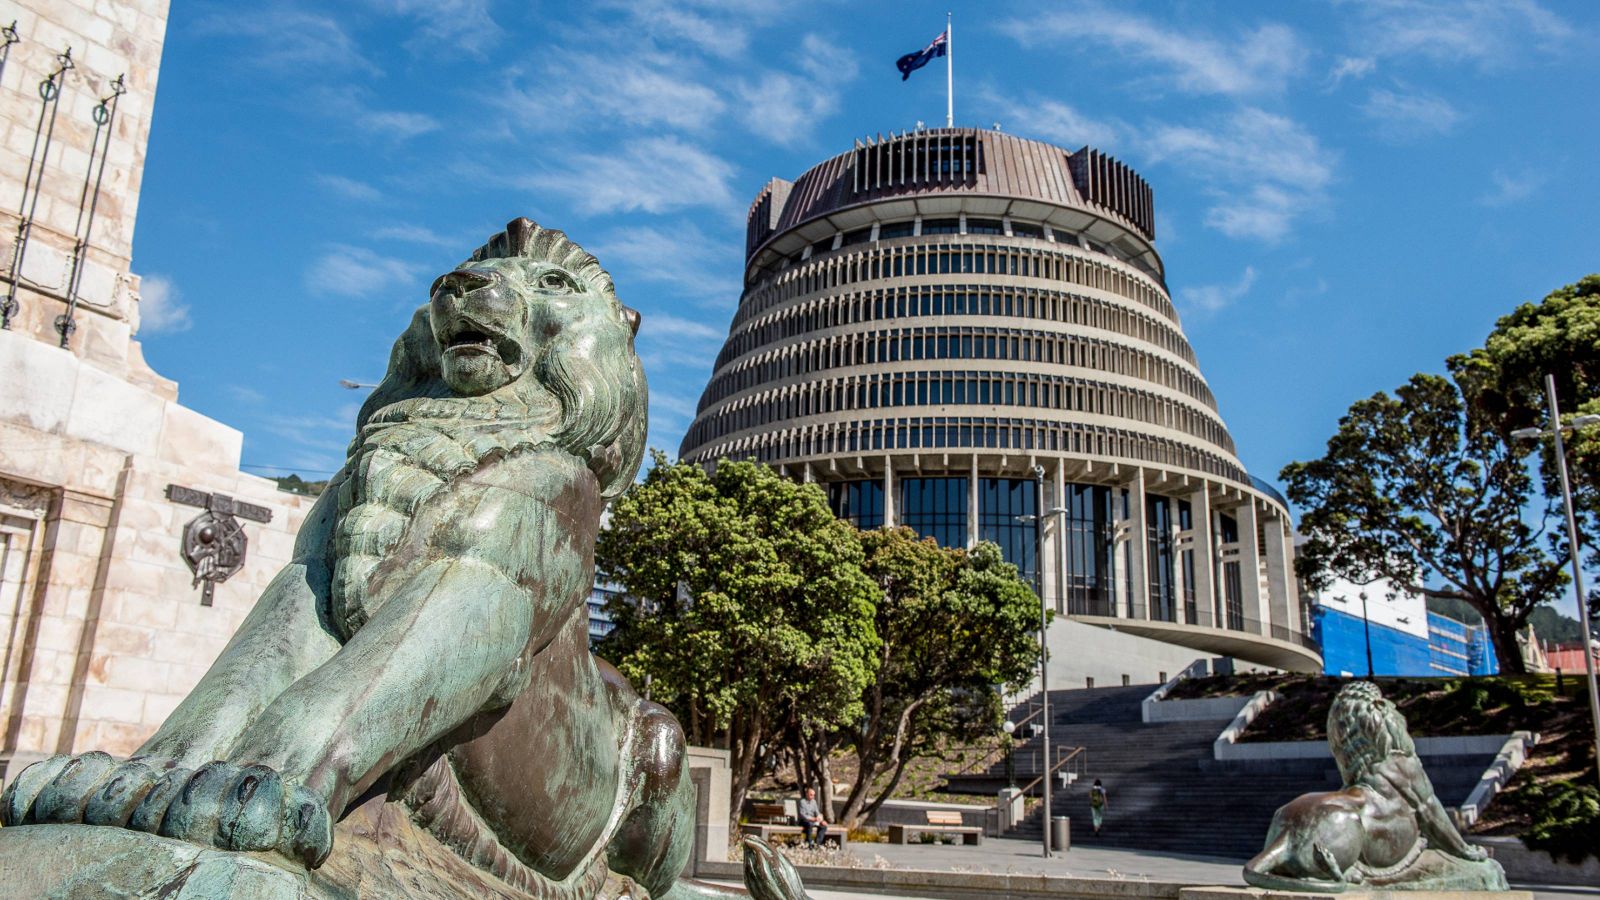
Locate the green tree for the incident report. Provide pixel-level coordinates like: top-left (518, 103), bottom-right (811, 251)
top-left (1450, 274), bottom-right (1600, 601)
top-left (790, 530), bottom-right (1041, 827)
top-left (595, 453), bottom-right (881, 819)
top-left (1282, 374), bottom-right (1567, 674)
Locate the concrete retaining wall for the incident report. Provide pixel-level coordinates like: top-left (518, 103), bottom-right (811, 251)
top-left (1472, 835), bottom-right (1600, 886)
top-left (1145, 695), bottom-right (1253, 723)
top-left (696, 860), bottom-right (1188, 899)
top-left (1217, 732), bottom-right (1514, 762)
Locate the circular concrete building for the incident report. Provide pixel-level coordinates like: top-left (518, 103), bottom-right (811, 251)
top-left (680, 128), bottom-right (1319, 681)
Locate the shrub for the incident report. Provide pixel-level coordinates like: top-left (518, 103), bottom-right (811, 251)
top-left (1522, 780), bottom-right (1600, 863)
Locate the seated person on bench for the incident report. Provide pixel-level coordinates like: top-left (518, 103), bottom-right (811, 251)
top-left (797, 787), bottom-right (830, 848)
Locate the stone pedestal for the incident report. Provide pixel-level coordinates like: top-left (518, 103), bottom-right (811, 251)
top-left (996, 786), bottom-right (1024, 832)
top-left (0, 797), bottom-right (643, 900)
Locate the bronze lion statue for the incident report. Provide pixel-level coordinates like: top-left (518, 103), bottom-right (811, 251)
top-left (1, 219), bottom-right (805, 900)
top-left (1243, 680), bottom-right (1506, 893)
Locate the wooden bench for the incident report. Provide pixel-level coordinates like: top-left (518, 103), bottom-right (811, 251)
top-left (749, 803), bottom-right (789, 824)
top-left (739, 822), bottom-right (848, 848)
top-left (888, 810), bottom-right (984, 845)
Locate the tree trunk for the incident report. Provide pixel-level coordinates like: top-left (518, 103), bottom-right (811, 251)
top-left (862, 752), bottom-right (916, 822)
top-left (1486, 612), bottom-right (1530, 675)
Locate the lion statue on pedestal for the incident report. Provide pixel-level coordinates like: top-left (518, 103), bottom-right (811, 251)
top-left (1, 219), bottom-right (805, 900)
top-left (1243, 680), bottom-right (1507, 893)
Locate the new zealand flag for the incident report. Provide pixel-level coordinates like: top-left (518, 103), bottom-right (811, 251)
top-left (896, 31), bottom-right (948, 81)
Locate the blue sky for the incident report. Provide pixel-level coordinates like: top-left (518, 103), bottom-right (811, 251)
top-left (132, 0), bottom-right (1598, 498)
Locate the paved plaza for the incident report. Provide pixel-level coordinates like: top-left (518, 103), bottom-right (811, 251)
top-left (711, 837), bottom-right (1599, 900)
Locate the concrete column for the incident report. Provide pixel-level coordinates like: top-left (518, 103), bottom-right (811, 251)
top-left (1124, 470), bottom-right (1149, 619)
top-left (967, 454), bottom-right (980, 548)
top-left (1187, 486), bottom-right (1215, 628)
top-left (882, 458), bottom-right (896, 528)
top-left (1263, 515), bottom-right (1295, 638)
top-left (1236, 501), bottom-right (1265, 634)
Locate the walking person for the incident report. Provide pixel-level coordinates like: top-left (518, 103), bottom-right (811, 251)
top-left (1089, 778), bottom-right (1108, 836)
top-left (797, 787), bottom-right (829, 849)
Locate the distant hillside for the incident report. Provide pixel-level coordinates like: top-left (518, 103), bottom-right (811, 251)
top-left (273, 474), bottom-right (329, 497)
top-left (1426, 596), bottom-right (1582, 644)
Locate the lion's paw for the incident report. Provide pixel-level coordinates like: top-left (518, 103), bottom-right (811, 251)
top-left (138, 761), bottom-right (332, 867)
top-left (741, 837), bottom-right (809, 900)
top-left (0, 754), bottom-right (331, 868)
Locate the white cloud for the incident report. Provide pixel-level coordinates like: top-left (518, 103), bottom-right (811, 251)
top-left (1141, 108), bottom-right (1335, 242)
top-left (366, 0), bottom-right (503, 56)
top-left (1327, 56), bottom-right (1376, 87)
top-left (642, 313), bottom-right (724, 342)
top-left (1179, 266), bottom-right (1257, 315)
top-left (1342, 0), bottom-right (1575, 69)
top-left (311, 88), bottom-right (440, 141)
top-left (1361, 86), bottom-right (1462, 141)
top-left (1000, 4), bottom-right (1304, 96)
top-left (524, 137), bottom-right (737, 216)
top-left (228, 384), bottom-right (267, 404)
top-left (734, 35), bottom-right (858, 145)
top-left (589, 223), bottom-right (742, 304)
top-left (501, 56), bottom-right (727, 133)
top-left (138, 274), bottom-right (192, 334)
top-left (305, 245), bottom-right (422, 297)
top-left (193, 8), bottom-right (377, 74)
top-left (981, 92), bottom-right (1119, 150)
top-left (317, 174), bottom-right (383, 202)
top-left (372, 224), bottom-right (458, 248)
top-left (1477, 169), bottom-right (1546, 207)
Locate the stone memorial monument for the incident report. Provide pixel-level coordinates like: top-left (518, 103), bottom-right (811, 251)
top-left (1243, 680), bottom-right (1509, 893)
top-left (0, 219), bottom-right (808, 900)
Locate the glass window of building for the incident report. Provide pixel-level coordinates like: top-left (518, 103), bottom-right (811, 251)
top-left (967, 218), bottom-right (1003, 235)
top-left (1217, 513), bottom-right (1244, 629)
top-left (1146, 496), bottom-right (1176, 622)
top-left (898, 477), bottom-right (968, 548)
top-left (828, 480), bottom-right (885, 529)
top-left (1178, 499), bottom-right (1197, 624)
top-left (878, 221), bottom-right (914, 240)
top-left (921, 217), bottom-right (960, 235)
top-left (1010, 222), bottom-right (1043, 239)
top-left (1062, 483), bottom-right (1114, 617)
top-left (978, 477), bottom-right (1037, 582)
top-left (840, 227), bottom-right (871, 247)
top-left (1049, 228), bottom-right (1080, 246)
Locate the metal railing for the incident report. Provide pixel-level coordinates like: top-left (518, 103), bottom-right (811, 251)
top-left (1014, 744), bottom-right (1086, 798)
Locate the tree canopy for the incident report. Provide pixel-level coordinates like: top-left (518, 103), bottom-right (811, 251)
top-left (1450, 274), bottom-right (1600, 591)
top-left (1282, 373), bottom-right (1567, 674)
top-left (792, 530), bottom-right (1042, 827)
top-left (595, 453), bottom-right (881, 818)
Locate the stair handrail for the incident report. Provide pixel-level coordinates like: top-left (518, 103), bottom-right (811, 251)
top-left (1016, 744), bottom-right (1084, 797)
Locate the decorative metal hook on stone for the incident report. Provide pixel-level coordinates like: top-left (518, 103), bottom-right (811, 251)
top-left (2, 46), bottom-right (73, 331)
top-left (57, 73), bottom-right (126, 349)
top-left (0, 21), bottom-right (19, 85)
top-left (165, 484), bottom-right (273, 606)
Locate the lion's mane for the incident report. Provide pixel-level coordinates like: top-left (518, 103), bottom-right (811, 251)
top-left (325, 218), bottom-right (647, 638)
top-left (1327, 680), bottom-right (1416, 785)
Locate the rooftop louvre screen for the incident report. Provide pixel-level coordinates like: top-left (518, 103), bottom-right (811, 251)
top-left (1067, 147), bottom-right (1155, 242)
top-left (852, 132), bottom-right (984, 195)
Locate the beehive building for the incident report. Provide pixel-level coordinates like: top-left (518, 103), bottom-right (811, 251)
top-left (680, 128), bottom-right (1319, 684)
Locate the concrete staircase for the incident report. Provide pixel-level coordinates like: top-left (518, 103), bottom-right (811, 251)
top-left (943, 684), bottom-right (1494, 860)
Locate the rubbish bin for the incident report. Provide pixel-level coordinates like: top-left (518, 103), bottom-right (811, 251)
top-left (1051, 815), bottom-right (1070, 852)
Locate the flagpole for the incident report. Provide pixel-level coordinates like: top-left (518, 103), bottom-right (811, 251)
top-left (945, 11), bottom-right (954, 128)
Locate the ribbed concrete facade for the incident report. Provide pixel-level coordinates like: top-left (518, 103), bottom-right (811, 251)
top-left (681, 129), bottom-right (1318, 677)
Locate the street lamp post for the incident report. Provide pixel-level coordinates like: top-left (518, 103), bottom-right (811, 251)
top-left (1019, 467), bottom-right (1074, 856)
top-left (1359, 591), bottom-right (1374, 679)
top-left (1002, 719), bottom-right (1016, 788)
top-left (1509, 373), bottom-right (1600, 790)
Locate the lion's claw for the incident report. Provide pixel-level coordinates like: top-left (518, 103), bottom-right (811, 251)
top-left (84, 757), bottom-right (163, 827)
top-left (28, 751), bottom-right (118, 824)
top-left (0, 753), bottom-right (71, 826)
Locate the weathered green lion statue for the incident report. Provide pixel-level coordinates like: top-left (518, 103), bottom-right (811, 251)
top-left (1, 219), bottom-right (807, 900)
top-left (1243, 680), bottom-right (1508, 893)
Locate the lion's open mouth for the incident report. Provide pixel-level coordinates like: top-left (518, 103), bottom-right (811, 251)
top-left (439, 320), bottom-right (522, 368)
